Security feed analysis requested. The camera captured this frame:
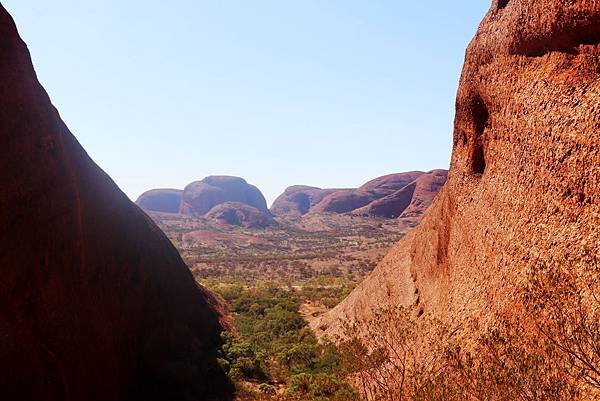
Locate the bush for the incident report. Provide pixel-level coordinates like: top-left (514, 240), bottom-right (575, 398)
top-left (288, 372), bottom-right (358, 400)
top-left (340, 250), bottom-right (600, 401)
top-left (209, 280), bottom-right (356, 400)
top-left (258, 383), bottom-right (276, 395)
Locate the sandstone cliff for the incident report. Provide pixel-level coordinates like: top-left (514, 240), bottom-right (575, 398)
top-left (314, 0), bottom-right (600, 347)
top-left (0, 6), bottom-right (232, 401)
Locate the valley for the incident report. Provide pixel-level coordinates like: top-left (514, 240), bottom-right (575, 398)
top-left (3, 1), bottom-right (598, 401)
top-left (150, 211), bottom-right (405, 282)
top-left (137, 172), bottom-right (447, 400)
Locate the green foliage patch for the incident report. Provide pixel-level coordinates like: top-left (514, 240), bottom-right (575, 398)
top-left (208, 280), bottom-right (358, 400)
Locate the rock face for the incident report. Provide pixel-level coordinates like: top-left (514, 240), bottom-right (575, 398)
top-left (311, 172), bottom-right (425, 214)
top-left (205, 201), bottom-right (275, 228)
top-left (354, 170), bottom-right (448, 218)
top-left (180, 176), bottom-right (269, 216)
top-left (399, 169), bottom-right (448, 218)
top-left (0, 7), bottom-right (232, 401)
top-left (270, 185), bottom-right (339, 216)
top-left (314, 0), bottom-right (600, 349)
top-left (136, 188), bottom-right (183, 213)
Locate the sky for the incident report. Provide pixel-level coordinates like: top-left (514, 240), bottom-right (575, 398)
top-left (3, 1), bottom-right (490, 205)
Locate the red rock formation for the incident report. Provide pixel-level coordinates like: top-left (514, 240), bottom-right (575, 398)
top-left (270, 185), bottom-right (339, 216)
top-left (180, 175), bottom-right (269, 216)
top-left (354, 170), bottom-right (448, 218)
top-left (353, 182), bottom-right (417, 218)
top-left (205, 201), bottom-right (275, 228)
top-left (311, 172), bottom-right (424, 214)
top-left (314, 0), bottom-right (600, 349)
top-left (136, 188), bottom-right (183, 213)
top-left (399, 169), bottom-right (448, 218)
top-left (0, 6), bottom-right (232, 401)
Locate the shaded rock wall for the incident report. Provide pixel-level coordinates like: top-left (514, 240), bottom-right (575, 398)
top-left (0, 6), bottom-right (232, 401)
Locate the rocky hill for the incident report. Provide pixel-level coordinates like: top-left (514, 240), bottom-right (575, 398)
top-left (136, 188), bottom-right (183, 213)
top-left (0, 6), bottom-right (232, 401)
top-left (204, 201), bottom-right (275, 228)
top-left (353, 169), bottom-right (449, 218)
top-left (310, 171), bottom-right (425, 214)
top-left (180, 176), bottom-right (269, 216)
top-left (137, 176), bottom-right (275, 228)
top-left (270, 171), bottom-right (447, 220)
top-left (139, 171), bottom-right (446, 229)
top-left (270, 185), bottom-right (340, 216)
top-left (314, 0), bottom-right (600, 358)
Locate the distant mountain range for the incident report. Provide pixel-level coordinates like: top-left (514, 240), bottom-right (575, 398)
top-left (136, 170), bottom-right (448, 228)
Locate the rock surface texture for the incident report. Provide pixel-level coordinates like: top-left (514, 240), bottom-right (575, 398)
top-left (180, 175), bottom-right (269, 216)
top-left (314, 0), bottom-right (600, 345)
top-left (136, 188), bottom-right (183, 213)
top-left (0, 7), bottom-right (232, 401)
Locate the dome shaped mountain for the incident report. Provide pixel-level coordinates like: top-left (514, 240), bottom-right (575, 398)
top-left (354, 170), bottom-right (449, 218)
top-left (136, 188), bottom-right (183, 213)
top-left (180, 176), bottom-right (269, 216)
top-left (270, 185), bottom-right (340, 216)
top-left (205, 201), bottom-right (275, 228)
top-left (310, 171), bottom-right (425, 214)
top-left (269, 171), bottom-right (447, 220)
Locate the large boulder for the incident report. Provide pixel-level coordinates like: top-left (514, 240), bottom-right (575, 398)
top-left (314, 0), bottom-right (600, 352)
top-left (0, 6), bottom-right (232, 401)
top-left (180, 176), bottom-right (269, 216)
top-left (270, 185), bottom-right (339, 216)
top-left (136, 188), bottom-right (183, 213)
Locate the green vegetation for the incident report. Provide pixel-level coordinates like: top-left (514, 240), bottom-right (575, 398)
top-left (205, 280), bottom-right (359, 401)
top-left (299, 276), bottom-right (358, 308)
top-left (150, 211), bottom-right (404, 281)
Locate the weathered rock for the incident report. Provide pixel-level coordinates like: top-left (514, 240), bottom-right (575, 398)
top-left (136, 188), bottom-right (183, 213)
top-left (0, 6), bottom-right (232, 401)
top-left (270, 185), bottom-right (339, 216)
top-left (180, 176), bottom-right (269, 216)
top-left (314, 0), bottom-right (600, 350)
top-left (205, 201), bottom-right (275, 228)
top-left (311, 172), bottom-right (424, 214)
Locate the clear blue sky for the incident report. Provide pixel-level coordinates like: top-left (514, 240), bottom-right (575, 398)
top-left (3, 1), bottom-right (490, 204)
